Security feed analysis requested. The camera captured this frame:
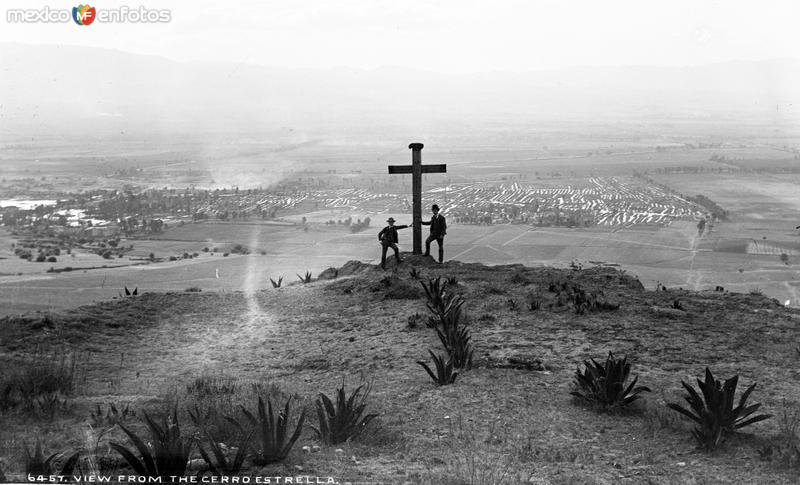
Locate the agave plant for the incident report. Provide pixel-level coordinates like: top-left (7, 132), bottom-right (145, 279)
top-left (420, 276), bottom-right (448, 310)
top-left (24, 440), bottom-right (80, 476)
top-left (196, 425), bottom-right (253, 476)
top-left (270, 277), bottom-right (283, 288)
top-left (109, 407), bottom-right (193, 480)
top-left (312, 381), bottom-right (378, 445)
top-left (408, 268), bottom-right (422, 280)
top-left (240, 395), bottom-right (306, 465)
top-left (426, 293), bottom-right (465, 332)
top-left (668, 368), bottom-right (772, 449)
top-left (296, 271), bottom-right (312, 284)
top-left (417, 350), bottom-right (458, 385)
top-left (436, 323), bottom-right (474, 370)
top-left (445, 276), bottom-right (458, 286)
top-left (571, 352), bottom-right (651, 410)
top-left (90, 402), bottom-right (135, 429)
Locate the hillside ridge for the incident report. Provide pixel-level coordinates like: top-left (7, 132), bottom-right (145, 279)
top-left (2, 257), bottom-right (800, 483)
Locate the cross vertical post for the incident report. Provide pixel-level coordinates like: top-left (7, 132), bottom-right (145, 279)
top-left (410, 142), bottom-right (423, 254)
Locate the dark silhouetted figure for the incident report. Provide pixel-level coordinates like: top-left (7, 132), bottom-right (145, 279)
top-left (378, 217), bottom-right (409, 270)
top-left (422, 204), bottom-right (447, 263)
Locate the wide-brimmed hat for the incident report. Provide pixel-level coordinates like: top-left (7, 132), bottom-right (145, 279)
top-left (387, 217), bottom-right (395, 223)
top-left (432, 204), bottom-right (440, 211)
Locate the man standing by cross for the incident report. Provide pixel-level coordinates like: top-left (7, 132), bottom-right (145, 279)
top-left (422, 204), bottom-right (447, 263)
top-left (388, 143), bottom-right (447, 254)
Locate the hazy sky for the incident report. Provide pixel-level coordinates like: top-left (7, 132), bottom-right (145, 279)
top-left (2, 0), bottom-right (799, 72)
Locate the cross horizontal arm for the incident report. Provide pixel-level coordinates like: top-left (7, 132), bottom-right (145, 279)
top-left (388, 164), bottom-right (447, 174)
top-left (388, 165), bottom-right (412, 174)
top-left (421, 164), bottom-right (447, 173)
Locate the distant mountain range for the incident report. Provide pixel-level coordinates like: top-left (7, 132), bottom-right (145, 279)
top-left (1, 43), bottom-right (798, 137)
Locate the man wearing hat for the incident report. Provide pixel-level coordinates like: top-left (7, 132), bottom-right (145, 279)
top-left (422, 204), bottom-right (447, 263)
top-left (377, 217), bottom-right (410, 270)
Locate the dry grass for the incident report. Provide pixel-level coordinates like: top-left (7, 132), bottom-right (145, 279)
top-left (1, 260), bottom-right (799, 483)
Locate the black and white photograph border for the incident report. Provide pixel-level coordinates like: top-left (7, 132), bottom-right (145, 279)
top-left (1, 1), bottom-right (800, 483)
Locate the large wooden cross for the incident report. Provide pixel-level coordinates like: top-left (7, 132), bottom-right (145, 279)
top-left (388, 143), bottom-right (447, 254)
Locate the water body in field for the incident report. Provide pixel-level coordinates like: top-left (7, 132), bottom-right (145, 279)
top-left (0, 200), bottom-right (58, 209)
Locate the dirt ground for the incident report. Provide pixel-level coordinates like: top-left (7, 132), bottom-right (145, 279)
top-left (1, 256), bottom-right (800, 484)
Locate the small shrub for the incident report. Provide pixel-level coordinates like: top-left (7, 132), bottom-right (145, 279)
top-left (187, 404), bottom-right (240, 444)
top-left (110, 406), bottom-right (194, 480)
top-left (24, 440), bottom-right (80, 476)
top-left (408, 268), bottom-right (422, 280)
top-left (407, 313), bottom-right (424, 328)
top-left (184, 286), bottom-right (202, 292)
top-left (11, 350), bottom-right (80, 409)
top-left (34, 392), bottom-right (70, 420)
top-left (510, 271), bottom-right (529, 285)
top-left (477, 313), bottom-right (496, 323)
top-left (445, 276), bottom-right (459, 286)
top-left (297, 271), bottom-right (312, 284)
top-left (90, 402), bottom-right (135, 429)
top-left (571, 352), bottom-right (651, 410)
top-left (668, 368), bottom-right (772, 450)
top-left (382, 279), bottom-right (422, 300)
top-left (47, 256), bottom-right (57, 263)
top-left (672, 299), bottom-right (683, 310)
top-left (240, 395), bottom-right (305, 465)
top-left (231, 244), bottom-right (250, 255)
top-left (749, 288), bottom-right (764, 296)
top-left (507, 298), bottom-right (519, 311)
top-left (527, 297), bottom-right (541, 311)
top-left (197, 425), bottom-right (252, 476)
top-left (758, 401), bottom-right (800, 467)
top-left (270, 276), bottom-right (283, 288)
top-left (186, 376), bottom-right (238, 396)
top-left (417, 350), bottom-right (458, 386)
top-left (313, 381), bottom-right (378, 445)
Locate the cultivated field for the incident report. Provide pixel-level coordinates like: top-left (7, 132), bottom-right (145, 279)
top-left (3, 213), bottom-right (799, 318)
